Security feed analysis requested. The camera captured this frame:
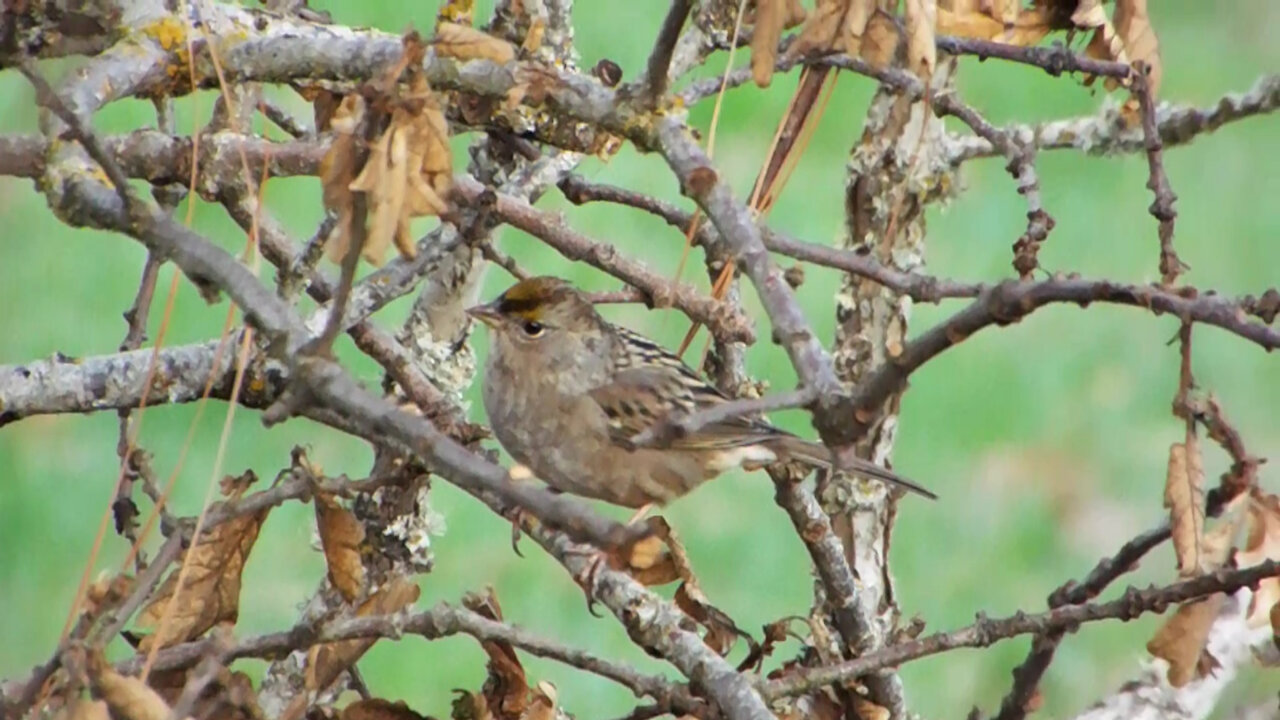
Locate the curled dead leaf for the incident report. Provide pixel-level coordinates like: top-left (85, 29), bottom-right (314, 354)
top-left (1147, 594), bottom-right (1225, 687)
top-left (1164, 440), bottom-right (1206, 577)
top-left (149, 667), bottom-right (261, 720)
top-left (521, 19), bottom-right (546, 55)
top-left (520, 682), bottom-right (556, 720)
top-left (306, 577), bottom-right (421, 695)
top-left (342, 698), bottom-right (430, 720)
top-left (751, 0), bottom-right (787, 88)
top-left (219, 469), bottom-right (258, 499)
top-left (55, 700), bottom-right (109, 720)
top-left (1239, 491), bottom-right (1280, 628)
top-left (860, 9), bottom-right (902, 71)
top-left (904, 0), bottom-right (937, 81)
top-left (87, 652), bottom-right (173, 720)
top-left (462, 589), bottom-right (528, 720)
top-left (434, 22), bottom-right (517, 64)
top-left (316, 490), bottom-right (367, 603)
top-left (1114, 0), bottom-right (1161, 97)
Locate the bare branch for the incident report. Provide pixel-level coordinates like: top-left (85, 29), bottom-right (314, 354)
top-left (947, 74), bottom-right (1280, 162)
top-left (849, 277), bottom-right (1279, 440)
top-left (1133, 62), bottom-right (1185, 285)
top-left (765, 559), bottom-right (1280, 700)
top-left (120, 601), bottom-right (701, 714)
top-left (934, 91), bottom-right (1052, 279)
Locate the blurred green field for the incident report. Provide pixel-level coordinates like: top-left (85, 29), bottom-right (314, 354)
top-left (1, 2), bottom-right (1277, 718)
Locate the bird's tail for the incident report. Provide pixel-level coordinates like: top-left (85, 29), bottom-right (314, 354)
top-left (774, 436), bottom-right (937, 500)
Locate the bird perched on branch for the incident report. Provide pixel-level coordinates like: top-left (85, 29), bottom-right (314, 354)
top-left (467, 276), bottom-right (934, 513)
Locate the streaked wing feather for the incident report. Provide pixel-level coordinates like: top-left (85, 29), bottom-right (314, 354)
top-left (591, 332), bottom-right (790, 450)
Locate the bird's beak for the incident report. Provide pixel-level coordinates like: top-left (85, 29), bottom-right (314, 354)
top-left (465, 302), bottom-right (502, 328)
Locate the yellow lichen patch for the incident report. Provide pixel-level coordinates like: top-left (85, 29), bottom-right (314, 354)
top-left (141, 17), bottom-right (188, 52)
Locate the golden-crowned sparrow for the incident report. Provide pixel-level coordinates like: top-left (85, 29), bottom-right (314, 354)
top-left (467, 276), bottom-right (934, 508)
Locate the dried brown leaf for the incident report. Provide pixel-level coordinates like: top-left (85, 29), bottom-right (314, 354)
top-left (1239, 491), bottom-right (1280, 628)
top-left (1069, 0), bottom-right (1107, 28)
top-left (316, 490), bottom-right (367, 603)
top-left (1114, 0), bottom-right (1161, 96)
top-left (784, 0), bottom-right (808, 27)
top-left (851, 696), bottom-right (890, 720)
top-left (904, 0), bottom-right (937, 80)
top-left (1147, 594), bottom-right (1225, 687)
top-left (150, 667), bottom-right (261, 720)
top-left (451, 691), bottom-right (493, 720)
top-left (306, 577), bottom-right (421, 694)
top-left (1165, 441), bottom-right (1206, 577)
top-left (84, 572), bottom-right (135, 617)
top-left (434, 22), bottom-right (517, 64)
top-left (787, 0), bottom-right (850, 59)
top-left (936, 4), bottom-right (1053, 45)
top-left (56, 700), bottom-right (110, 720)
top-left (751, 0), bottom-right (787, 88)
top-left (462, 589), bottom-right (528, 720)
top-left (321, 94), bottom-right (366, 263)
top-left (348, 75), bottom-right (452, 265)
top-left (935, 7), bottom-right (1002, 39)
top-left (519, 682), bottom-right (556, 720)
top-left (618, 533), bottom-right (681, 587)
top-left (860, 9), bottom-right (901, 71)
top-left (219, 469), bottom-right (258, 499)
top-left (135, 506), bottom-right (269, 651)
top-left (87, 653), bottom-right (173, 720)
top-left (342, 698), bottom-right (429, 720)
top-left (992, 0), bottom-right (1021, 24)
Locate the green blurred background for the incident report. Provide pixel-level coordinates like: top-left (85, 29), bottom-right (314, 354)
top-left (1, 1), bottom-right (1277, 717)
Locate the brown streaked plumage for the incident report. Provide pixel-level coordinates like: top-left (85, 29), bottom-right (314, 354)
top-left (467, 276), bottom-right (935, 508)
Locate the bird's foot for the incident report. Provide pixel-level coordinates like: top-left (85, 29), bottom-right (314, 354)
top-left (563, 545), bottom-right (615, 617)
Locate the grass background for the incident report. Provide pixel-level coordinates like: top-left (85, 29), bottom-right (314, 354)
top-left (1, 1), bottom-right (1277, 717)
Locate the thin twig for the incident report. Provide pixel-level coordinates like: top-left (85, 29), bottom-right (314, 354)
top-left (643, 0), bottom-right (694, 107)
top-left (122, 599), bottom-right (702, 714)
top-left (453, 176), bottom-right (756, 345)
top-left (1133, 62), bottom-right (1184, 285)
top-left (933, 92), bottom-right (1052, 279)
top-left (766, 559), bottom-right (1280, 700)
top-left (16, 60), bottom-right (141, 216)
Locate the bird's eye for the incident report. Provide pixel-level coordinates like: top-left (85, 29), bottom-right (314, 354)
top-left (521, 320), bottom-right (544, 337)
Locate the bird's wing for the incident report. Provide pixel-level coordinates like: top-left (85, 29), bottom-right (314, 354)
top-left (587, 364), bottom-right (786, 451)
